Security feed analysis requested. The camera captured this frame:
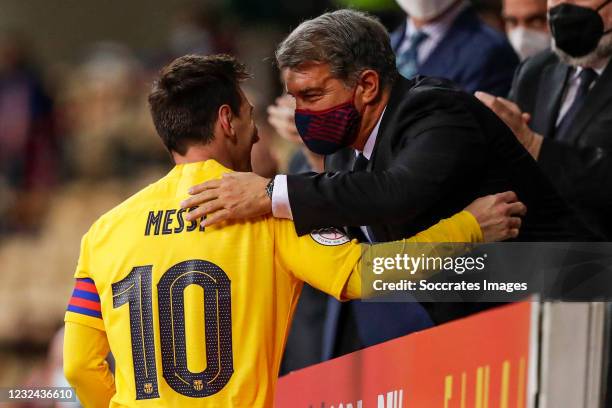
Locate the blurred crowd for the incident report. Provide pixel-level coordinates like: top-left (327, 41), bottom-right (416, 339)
top-left (0, 3), bottom-right (271, 395)
top-left (2, 0), bottom-right (609, 403)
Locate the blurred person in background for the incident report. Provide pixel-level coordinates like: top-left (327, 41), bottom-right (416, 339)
top-left (268, 94), bottom-right (323, 173)
top-left (244, 87), bottom-right (279, 178)
top-left (471, 0), bottom-right (506, 30)
top-left (391, 0), bottom-right (518, 95)
top-left (168, 8), bottom-right (214, 57)
top-left (167, 4), bottom-right (236, 59)
top-left (476, 0), bottom-right (612, 240)
top-left (0, 29), bottom-right (58, 234)
top-left (334, 0), bottom-right (405, 29)
top-left (59, 43), bottom-right (167, 181)
top-left (478, 3), bottom-right (612, 402)
top-left (502, 0), bottom-right (550, 60)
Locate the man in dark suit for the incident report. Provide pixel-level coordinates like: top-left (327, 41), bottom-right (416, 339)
top-left (391, 0), bottom-right (519, 96)
top-left (181, 9), bottom-right (595, 358)
top-left (476, 0), bottom-right (612, 240)
top-left (269, 0), bottom-right (519, 363)
top-left (476, 4), bottom-right (612, 400)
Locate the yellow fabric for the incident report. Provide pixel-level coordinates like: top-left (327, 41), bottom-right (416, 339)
top-left (411, 210), bottom-right (483, 243)
top-left (64, 322), bottom-right (115, 408)
top-left (63, 160), bottom-right (482, 407)
top-left (342, 210), bottom-right (482, 299)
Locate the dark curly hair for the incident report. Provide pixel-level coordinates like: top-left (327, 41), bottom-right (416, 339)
top-left (148, 54), bottom-right (251, 154)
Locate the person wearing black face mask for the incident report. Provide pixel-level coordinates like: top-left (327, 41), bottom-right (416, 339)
top-left (475, 0), bottom-right (612, 241)
top-left (476, 9), bottom-right (612, 401)
top-left (549, 0), bottom-right (612, 61)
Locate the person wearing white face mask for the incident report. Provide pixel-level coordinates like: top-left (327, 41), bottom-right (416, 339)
top-left (398, 0), bottom-right (459, 20)
top-left (503, 0), bottom-right (551, 60)
top-left (390, 0), bottom-right (519, 96)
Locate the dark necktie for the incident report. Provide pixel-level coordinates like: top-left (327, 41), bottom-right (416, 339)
top-left (555, 68), bottom-right (598, 142)
top-left (396, 30), bottom-right (428, 79)
top-left (353, 153), bottom-right (369, 172)
top-left (347, 153), bottom-right (373, 243)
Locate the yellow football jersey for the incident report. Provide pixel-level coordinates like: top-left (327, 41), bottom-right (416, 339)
top-left (64, 160), bottom-right (363, 407)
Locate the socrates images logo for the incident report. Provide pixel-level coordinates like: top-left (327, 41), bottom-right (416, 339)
top-left (310, 228), bottom-right (350, 246)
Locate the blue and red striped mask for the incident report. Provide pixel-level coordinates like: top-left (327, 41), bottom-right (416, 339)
top-left (295, 98), bottom-right (361, 155)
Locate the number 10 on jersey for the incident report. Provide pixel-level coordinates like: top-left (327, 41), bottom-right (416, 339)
top-left (112, 259), bottom-right (234, 399)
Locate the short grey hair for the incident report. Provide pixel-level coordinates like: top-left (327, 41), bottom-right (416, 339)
top-left (275, 9), bottom-right (398, 89)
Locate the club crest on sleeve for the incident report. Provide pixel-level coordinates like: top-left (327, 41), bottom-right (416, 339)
top-left (310, 228), bottom-right (350, 246)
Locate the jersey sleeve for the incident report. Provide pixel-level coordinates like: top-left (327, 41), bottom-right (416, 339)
top-left (63, 322), bottom-right (115, 408)
top-left (274, 219), bottom-right (362, 301)
top-left (357, 211), bottom-right (483, 298)
top-left (406, 210), bottom-right (482, 243)
top-left (275, 210), bottom-right (483, 300)
top-left (64, 231), bottom-right (105, 332)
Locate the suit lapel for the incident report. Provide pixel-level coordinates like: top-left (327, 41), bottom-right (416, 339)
top-left (354, 80), bottom-right (412, 241)
top-left (325, 78), bottom-right (413, 241)
top-left (564, 61), bottom-right (612, 145)
top-left (368, 78), bottom-right (413, 171)
top-left (533, 62), bottom-right (569, 138)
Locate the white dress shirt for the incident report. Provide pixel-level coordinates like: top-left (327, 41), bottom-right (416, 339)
top-left (271, 108), bottom-right (387, 228)
top-left (555, 62), bottom-right (607, 126)
top-left (396, 1), bottom-right (468, 65)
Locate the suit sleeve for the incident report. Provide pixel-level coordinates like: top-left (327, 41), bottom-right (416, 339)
top-left (507, 54), bottom-right (546, 114)
top-left (507, 58), bottom-right (528, 102)
top-left (287, 101), bottom-right (485, 235)
top-left (508, 56), bottom-right (612, 210)
top-left (274, 219), bottom-right (362, 301)
top-left (344, 210), bottom-right (482, 298)
top-left (63, 322), bottom-right (115, 408)
top-left (539, 139), bottom-right (612, 209)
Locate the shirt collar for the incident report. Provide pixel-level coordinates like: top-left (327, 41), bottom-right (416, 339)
top-left (169, 159), bottom-right (231, 178)
top-left (405, 0), bottom-right (468, 43)
top-left (356, 106), bottom-right (386, 160)
top-left (573, 58), bottom-right (610, 79)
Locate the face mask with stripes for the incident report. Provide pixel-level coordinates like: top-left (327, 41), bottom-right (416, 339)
top-left (294, 95), bottom-right (361, 155)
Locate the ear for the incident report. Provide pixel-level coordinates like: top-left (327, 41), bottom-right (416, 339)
top-left (357, 69), bottom-right (381, 105)
top-left (217, 104), bottom-right (236, 140)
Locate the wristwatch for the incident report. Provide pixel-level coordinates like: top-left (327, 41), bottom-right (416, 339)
top-left (265, 178), bottom-right (275, 200)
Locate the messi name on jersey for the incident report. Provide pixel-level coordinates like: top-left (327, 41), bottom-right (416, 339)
top-left (144, 208), bottom-right (205, 236)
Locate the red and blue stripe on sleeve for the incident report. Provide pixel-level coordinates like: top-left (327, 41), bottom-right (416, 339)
top-left (67, 278), bottom-right (102, 318)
